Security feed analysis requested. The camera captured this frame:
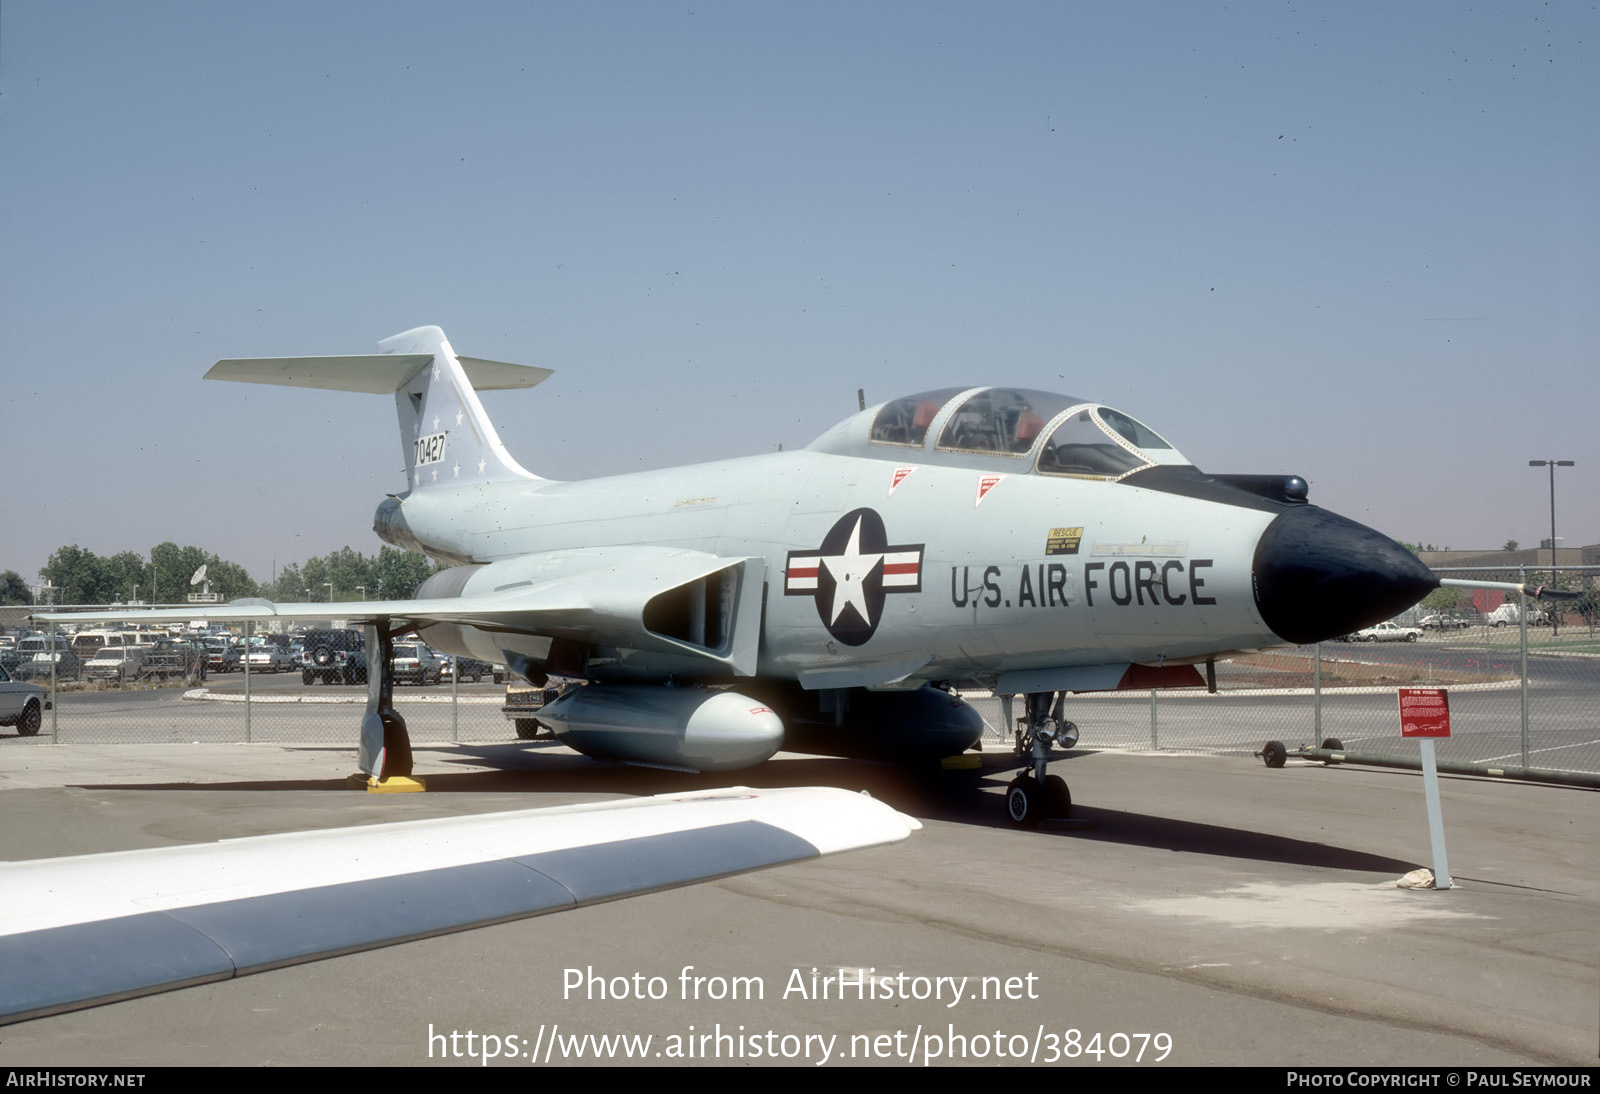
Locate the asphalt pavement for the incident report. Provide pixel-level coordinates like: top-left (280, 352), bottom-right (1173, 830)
top-left (0, 737), bottom-right (1594, 1066)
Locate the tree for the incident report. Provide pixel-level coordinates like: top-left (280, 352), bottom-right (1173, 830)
top-left (263, 547), bottom-right (438, 603)
top-left (41, 546), bottom-right (115, 605)
top-left (266, 562), bottom-right (310, 603)
top-left (205, 558), bottom-right (258, 600)
top-left (0, 571), bottom-right (31, 605)
top-left (370, 547), bottom-right (438, 600)
top-left (39, 543), bottom-right (258, 606)
top-left (1420, 586), bottom-right (1464, 612)
top-left (149, 542), bottom-right (211, 603)
top-left (104, 551), bottom-right (149, 603)
top-left (325, 546), bottom-right (373, 601)
top-left (1570, 589), bottom-right (1599, 634)
top-left (1502, 539), bottom-right (1519, 552)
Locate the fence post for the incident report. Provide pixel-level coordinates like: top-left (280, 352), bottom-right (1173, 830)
top-left (1519, 568), bottom-right (1529, 769)
top-left (1313, 642), bottom-right (1322, 743)
top-left (1149, 687), bottom-right (1159, 750)
top-left (450, 656), bottom-right (459, 743)
top-left (49, 617), bottom-right (59, 741)
top-left (243, 619), bottom-right (252, 744)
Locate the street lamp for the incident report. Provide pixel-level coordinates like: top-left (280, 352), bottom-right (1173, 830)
top-left (356, 586), bottom-right (366, 601)
top-left (1529, 459), bottom-right (1575, 636)
top-left (324, 582), bottom-right (334, 602)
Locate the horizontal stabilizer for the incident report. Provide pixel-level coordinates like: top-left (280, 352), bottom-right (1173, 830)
top-left (0, 787), bottom-right (918, 1025)
top-left (206, 354), bottom-right (552, 393)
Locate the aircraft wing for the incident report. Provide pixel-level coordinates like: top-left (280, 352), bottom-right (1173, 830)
top-left (36, 547), bottom-right (765, 677)
top-left (0, 786), bottom-right (919, 1025)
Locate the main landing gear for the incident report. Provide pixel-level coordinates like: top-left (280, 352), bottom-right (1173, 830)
top-left (356, 623), bottom-right (414, 783)
top-left (1004, 691), bottom-right (1078, 828)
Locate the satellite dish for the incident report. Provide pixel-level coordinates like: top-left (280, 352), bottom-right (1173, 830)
top-left (190, 565), bottom-right (208, 586)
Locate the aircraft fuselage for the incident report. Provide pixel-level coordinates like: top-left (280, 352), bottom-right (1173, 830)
top-left (380, 447), bottom-right (1366, 694)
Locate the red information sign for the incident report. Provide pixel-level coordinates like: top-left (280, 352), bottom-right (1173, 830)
top-left (1398, 688), bottom-right (1451, 738)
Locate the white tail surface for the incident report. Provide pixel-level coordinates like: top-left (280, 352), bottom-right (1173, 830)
top-left (207, 326), bottom-right (551, 492)
top-left (380, 326), bottom-right (543, 491)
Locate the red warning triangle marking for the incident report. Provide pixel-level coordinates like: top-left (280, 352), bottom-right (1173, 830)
top-left (975, 474), bottom-right (1005, 506)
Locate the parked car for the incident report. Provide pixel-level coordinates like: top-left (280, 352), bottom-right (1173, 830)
top-left (1355, 621), bottom-right (1422, 642)
top-left (70, 630), bottom-right (146, 661)
top-left (14, 636), bottom-right (82, 681)
top-left (300, 629), bottom-right (368, 685)
top-left (140, 639), bottom-right (207, 680)
top-left (1486, 604), bottom-right (1549, 627)
top-left (0, 665), bottom-right (48, 735)
top-left (203, 640), bottom-right (242, 674)
top-left (84, 646), bottom-right (147, 683)
top-left (503, 684), bottom-right (569, 740)
top-left (390, 642), bottom-right (444, 686)
top-left (240, 644), bottom-right (297, 673)
top-left (1419, 614), bottom-right (1471, 630)
top-left (441, 656), bottom-right (494, 683)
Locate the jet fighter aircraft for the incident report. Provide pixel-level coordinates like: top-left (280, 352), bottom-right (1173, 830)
top-left (48, 326), bottom-right (1450, 825)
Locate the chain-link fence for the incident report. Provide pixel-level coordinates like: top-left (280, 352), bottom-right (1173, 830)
top-left (0, 612), bottom-right (529, 748)
top-left (6, 601), bottom-right (1597, 778)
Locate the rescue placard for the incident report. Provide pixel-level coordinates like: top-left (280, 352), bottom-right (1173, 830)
top-left (1398, 687), bottom-right (1451, 738)
top-left (1044, 527), bottom-right (1083, 556)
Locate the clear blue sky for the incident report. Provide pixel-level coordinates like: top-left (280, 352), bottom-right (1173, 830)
top-left (4, 1), bottom-right (1595, 591)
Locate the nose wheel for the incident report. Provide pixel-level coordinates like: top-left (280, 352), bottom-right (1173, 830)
top-left (1004, 691), bottom-right (1077, 827)
top-left (1006, 772), bottom-right (1071, 828)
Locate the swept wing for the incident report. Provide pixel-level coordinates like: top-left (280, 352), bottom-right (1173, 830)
top-left (0, 787), bottom-right (919, 1024)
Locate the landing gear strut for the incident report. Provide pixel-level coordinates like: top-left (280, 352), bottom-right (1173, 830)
top-left (357, 622), bottom-right (413, 780)
top-left (1003, 691), bottom-right (1078, 828)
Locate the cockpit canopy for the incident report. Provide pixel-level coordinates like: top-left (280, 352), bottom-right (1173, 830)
top-left (816, 386), bottom-right (1192, 479)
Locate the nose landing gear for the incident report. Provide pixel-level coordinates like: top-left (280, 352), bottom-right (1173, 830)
top-left (1004, 691), bottom-right (1078, 828)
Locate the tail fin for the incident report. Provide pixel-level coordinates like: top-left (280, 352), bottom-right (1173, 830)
top-left (379, 326), bottom-right (543, 491)
top-left (206, 326), bottom-right (550, 492)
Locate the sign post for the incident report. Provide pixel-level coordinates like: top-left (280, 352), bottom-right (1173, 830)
top-left (1398, 687), bottom-right (1453, 889)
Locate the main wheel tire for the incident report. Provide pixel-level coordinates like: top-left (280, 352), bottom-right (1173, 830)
top-left (1262, 740), bottom-right (1287, 768)
top-left (1006, 776), bottom-right (1043, 828)
top-left (1044, 773), bottom-right (1072, 818)
top-left (17, 700), bottom-right (41, 737)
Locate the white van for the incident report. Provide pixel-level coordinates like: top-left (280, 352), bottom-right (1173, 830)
top-left (1485, 604), bottom-right (1549, 627)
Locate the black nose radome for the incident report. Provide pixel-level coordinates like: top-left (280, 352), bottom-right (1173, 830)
top-left (1253, 507), bottom-right (1438, 645)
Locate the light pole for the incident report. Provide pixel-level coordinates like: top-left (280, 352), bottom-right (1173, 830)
top-left (324, 582), bottom-right (334, 603)
top-left (356, 586), bottom-right (366, 601)
top-left (1529, 459), bottom-right (1575, 636)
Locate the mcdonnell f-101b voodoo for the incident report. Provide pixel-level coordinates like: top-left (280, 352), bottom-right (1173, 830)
top-left (53, 325), bottom-right (1460, 824)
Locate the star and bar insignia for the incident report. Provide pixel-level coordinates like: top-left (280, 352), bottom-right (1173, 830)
top-left (784, 508), bottom-right (924, 646)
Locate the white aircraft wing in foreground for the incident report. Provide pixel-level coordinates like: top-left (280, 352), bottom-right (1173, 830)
top-left (0, 787), bottom-right (918, 1024)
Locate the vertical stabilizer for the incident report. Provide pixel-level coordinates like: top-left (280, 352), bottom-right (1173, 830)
top-left (380, 326), bottom-right (541, 491)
